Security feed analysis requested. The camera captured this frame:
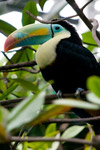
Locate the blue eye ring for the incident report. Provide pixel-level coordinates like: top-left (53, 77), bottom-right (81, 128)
top-left (51, 24), bottom-right (64, 37)
top-left (53, 24), bottom-right (62, 32)
top-left (55, 26), bottom-right (60, 30)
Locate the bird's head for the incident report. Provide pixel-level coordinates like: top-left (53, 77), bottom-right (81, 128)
top-left (4, 21), bottom-right (82, 52)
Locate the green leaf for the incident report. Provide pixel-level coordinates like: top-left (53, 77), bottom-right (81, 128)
top-left (45, 123), bottom-right (56, 136)
top-left (87, 45), bottom-right (95, 52)
top-left (82, 31), bottom-right (97, 46)
top-left (84, 130), bottom-right (96, 150)
top-left (0, 74), bottom-right (6, 92)
top-left (0, 109), bottom-right (2, 123)
top-left (53, 98), bottom-right (100, 110)
top-left (26, 141), bottom-right (48, 150)
top-left (39, 0), bottom-right (47, 10)
top-left (62, 125), bottom-right (85, 139)
top-left (12, 78), bottom-right (38, 93)
top-left (87, 93), bottom-right (100, 105)
top-left (48, 133), bottom-right (60, 150)
top-left (45, 124), bottom-right (59, 148)
top-left (0, 107), bottom-right (9, 142)
top-left (7, 90), bottom-right (45, 132)
top-left (0, 106), bottom-right (9, 127)
top-left (26, 124), bottom-right (59, 150)
top-left (5, 48), bottom-right (35, 77)
top-left (22, 1), bottom-right (38, 26)
top-left (6, 51), bottom-right (24, 65)
top-left (30, 105), bottom-right (71, 126)
top-left (0, 20), bottom-right (16, 36)
top-left (82, 31), bottom-right (98, 51)
top-left (0, 124), bottom-right (8, 143)
top-left (6, 48), bottom-right (34, 65)
top-left (87, 76), bottom-right (100, 98)
top-left (0, 83), bottom-right (18, 100)
top-left (23, 142), bottom-right (28, 150)
top-left (45, 123), bottom-right (59, 138)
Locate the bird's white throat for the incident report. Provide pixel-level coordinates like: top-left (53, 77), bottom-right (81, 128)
top-left (36, 32), bottom-right (71, 69)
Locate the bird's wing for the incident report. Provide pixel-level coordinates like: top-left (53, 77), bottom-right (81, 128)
top-left (56, 39), bottom-right (100, 75)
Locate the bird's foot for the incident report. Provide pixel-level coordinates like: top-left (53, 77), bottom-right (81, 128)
top-left (57, 90), bottom-right (63, 98)
top-left (75, 88), bottom-right (85, 99)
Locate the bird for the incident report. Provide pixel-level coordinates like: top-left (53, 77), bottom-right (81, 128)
top-left (4, 20), bottom-right (100, 133)
top-left (4, 20), bottom-right (100, 93)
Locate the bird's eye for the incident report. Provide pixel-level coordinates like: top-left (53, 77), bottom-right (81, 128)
top-left (52, 24), bottom-right (62, 34)
top-left (55, 26), bottom-right (60, 30)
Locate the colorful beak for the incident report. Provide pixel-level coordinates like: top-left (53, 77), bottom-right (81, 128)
top-left (4, 23), bottom-right (52, 52)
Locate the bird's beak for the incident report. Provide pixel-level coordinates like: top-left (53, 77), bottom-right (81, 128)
top-left (4, 23), bottom-right (52, 52)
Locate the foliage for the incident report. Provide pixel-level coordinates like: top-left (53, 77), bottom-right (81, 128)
top-left (22, 1), bottom-right (38, 26)
top-left (82, 31), bottom-right (98, 51)
top-left (0, 20), bottom-right (16, 36)
top-left (62, 125), bottom-right (85, 139)
top-left (87, 76), bottom-right (100, 98)
top-left (84, 130), bottom-right (96, 150)
top-left (39, 0), bottom-right (47, 10)
top-left (0, 0), bottom-right (100, 150)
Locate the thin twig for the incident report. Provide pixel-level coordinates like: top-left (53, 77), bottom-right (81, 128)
top-left (26, 10), bottom-right (77, 24)
top-left (87, 123), bottom-right (94, 150)
top-left (81, 0), bottom-right (93, 11)
top-left (90, 19), bottom-right (100, 47)
top-left (11, 126), bottom-right (25, 150)
top-left (0, 98), bottom-right (24, 105)
top-left (26, 0), bottom-right (93, 24)
top-left (2, 52), bottom-right (13, 64)
top-left (19, 67), bottom-right (40, 74)
top-left (24, 46), bottom-right (36, 52)
top-left (0, 68), bottom-right (39, 73)
top-left (83, 42), bottom-right (97, 47)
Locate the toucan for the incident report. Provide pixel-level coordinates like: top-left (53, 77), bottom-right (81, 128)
top-left (4, 20), bottom-right (100, 133)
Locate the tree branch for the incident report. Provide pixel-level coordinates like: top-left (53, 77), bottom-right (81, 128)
top-left (0, 61), bottom-right (37, 72)
top-left (10, 136), bottom-right (93, 146)
top-left (0, 91), bottom-right (89, 106)
top-left (66, 0), bottom-right (100, 42)
top-left (66, 0), bottom-right (93, 30)
top-left (47, 116), bottom-right (100, 124)
top-left (9, 135), bottom-right (100, 149)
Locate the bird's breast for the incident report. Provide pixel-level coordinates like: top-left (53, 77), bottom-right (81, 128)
top-left (36, 33), bottom-right (67, 69)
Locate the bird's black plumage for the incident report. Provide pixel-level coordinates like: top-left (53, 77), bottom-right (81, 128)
top-left (41, 20), bottom-right (100, 93)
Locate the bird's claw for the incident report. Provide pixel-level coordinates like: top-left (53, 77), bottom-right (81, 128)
top-left (75, 88), bottom-right (85, 98)
top-left (57, 90), bottom-right (62, 98)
